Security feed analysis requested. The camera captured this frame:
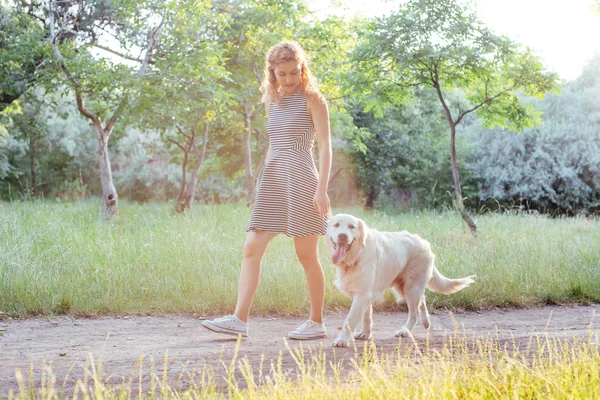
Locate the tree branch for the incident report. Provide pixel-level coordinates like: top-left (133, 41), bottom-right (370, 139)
top-left (168, 138), bottom-right (186, 152)
top-left (176, 125), bottom-right (192, 142)
top-left (194, 121), bottom-right (209, 164)
top-left (89, 43), bottom-right (144, 63)
top-left (252, 57), bottom-right (262, 88)
top-left (432, 63), bottom-right (454, 125)
top-left (49, 2), bottom-right (100, 125)
top-left (328, 167), bottom-right (346, 185)
top-left (105, 18), bottom-right (164, 133)
top-left (454, 84), bottom-right (515, 126)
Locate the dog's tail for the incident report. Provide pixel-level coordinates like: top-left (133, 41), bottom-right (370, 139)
top-left (427, 266), bottom-right (475, 294)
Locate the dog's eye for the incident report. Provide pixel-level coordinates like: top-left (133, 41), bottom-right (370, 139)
top-left (333, 223), bottom-right (340, 228)
top-left (348, 224), bottom-right (355, 229)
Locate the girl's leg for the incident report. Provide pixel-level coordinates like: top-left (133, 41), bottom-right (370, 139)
top-left (293, 234), bottom-right (325, 324)
top-left (233, 230), bottom-right (277, 323)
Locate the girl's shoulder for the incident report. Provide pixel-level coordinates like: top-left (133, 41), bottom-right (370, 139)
top-left (304, 90), bottom-right (326, 105)
top-left (304, 91), bottom-right (327, 114)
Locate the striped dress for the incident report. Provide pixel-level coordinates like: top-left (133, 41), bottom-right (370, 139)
top-left (246, 92), bottom-right (330, 237)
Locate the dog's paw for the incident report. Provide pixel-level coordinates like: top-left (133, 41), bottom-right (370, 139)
top-left (394, 327), bottom-right (412, 338)
top-left (354, 331), bottom-right (372, 340)
top-left (332, 335), bottom-right (350, 347)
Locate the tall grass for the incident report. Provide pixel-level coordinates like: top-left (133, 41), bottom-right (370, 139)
top-left (8, 333), bottom-right (600, 399)
top-left (1, 199), bottom-right (599, 316)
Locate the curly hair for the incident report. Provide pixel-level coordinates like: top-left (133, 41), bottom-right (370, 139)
top-left (260, 41), bottom-right (325, 105)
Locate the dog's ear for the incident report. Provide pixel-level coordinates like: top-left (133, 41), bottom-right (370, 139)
top-left (357, 218), bottom-right (367, 247)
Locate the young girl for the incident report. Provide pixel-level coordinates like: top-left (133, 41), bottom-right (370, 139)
top-left (202, 41), bottom-right (332, 340)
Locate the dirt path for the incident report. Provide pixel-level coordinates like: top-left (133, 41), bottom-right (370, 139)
top-left (1, 304), bottom-right (599, 396)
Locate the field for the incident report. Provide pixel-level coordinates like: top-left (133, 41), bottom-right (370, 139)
top-left (1, 200), bottom-right (599, 398)
top-left (2, 200), bottom-right (599, 315)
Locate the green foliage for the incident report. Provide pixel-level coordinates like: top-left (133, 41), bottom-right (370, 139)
top-left (342, 0), bottom-right (559, 224)
top-left (111, 128), bottom-right (180, 203)
top-left (195, 174), bottom-right (245, 204)
top-left (0, 131), bottom-right (27, 184)
top-left (128, 0), bottom-right (232, 133)
top-left (0, 3), bottom-right (49, 111)
top-left (348, 90), bottom-right (479, 209)
top-left (468, 58), bottom-right (600, 215)
top-left (125, 0), bottom-right (233, 204)
top-left (352, 0), bottom-right (559, 130)
top-left (0, 88), bottom-right (99, 199)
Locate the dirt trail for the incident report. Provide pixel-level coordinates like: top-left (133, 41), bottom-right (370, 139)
top-left (1, 304), bottom-right (599, 395)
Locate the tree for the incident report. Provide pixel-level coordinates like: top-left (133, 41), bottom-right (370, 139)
top-left (349, 89), bottom-right (478, 210)
top-left (3, 92), bottom-right (47, 195)
top-left (0, 3), bottom-right (48, 112)
top-left (46, 0), bottom-right (164, 218)
top-left (215, 0), bottom-right (310, 205)
top-left (1, 87), bottom-right (100, 199)
top-left (128, 0), bottom-right (231, 213)
top-left (351, 0), bottom-right (559, 232)
top-left (214, 0), bottom-right (354, 206)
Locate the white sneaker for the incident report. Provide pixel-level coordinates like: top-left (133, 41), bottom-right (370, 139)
top-left (288, 320), bottom-right (327, 340)
top-left (202, 315), bottom-right (248, 337)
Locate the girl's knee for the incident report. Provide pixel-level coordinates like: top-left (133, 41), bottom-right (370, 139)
top-left (296, 252), bottom-right (320, 268)
top-left (243, 238), bottom-right (266, 259)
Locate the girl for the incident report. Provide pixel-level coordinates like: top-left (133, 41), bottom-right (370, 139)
top-left (202, 41), bottom-right (332, 340)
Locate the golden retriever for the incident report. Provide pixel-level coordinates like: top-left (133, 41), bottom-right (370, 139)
top-left (327, 213), bottom-right (475, 347)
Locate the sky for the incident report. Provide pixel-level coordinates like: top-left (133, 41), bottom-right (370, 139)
top-left (306, 0), bottom-right (600, 81)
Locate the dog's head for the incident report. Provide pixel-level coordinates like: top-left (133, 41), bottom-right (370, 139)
top-left (326, 213), bottom-right (367, 266)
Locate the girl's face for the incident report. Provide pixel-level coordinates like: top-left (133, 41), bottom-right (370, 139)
top-left (273, 60), bottom-right (302, 96)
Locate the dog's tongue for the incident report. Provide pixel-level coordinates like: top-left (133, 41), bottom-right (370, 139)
top-left (332, 244), bottom-right (347, 265)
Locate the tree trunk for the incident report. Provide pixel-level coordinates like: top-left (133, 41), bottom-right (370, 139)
top-left (92, 123), bottom-right (118, 218)
top-left (433, 71), bottom-right (477, 234)
top-left (242, 107), bottom-right (254, 206)
top-left (29, 135), bottom-right (36, 196)
top-left (178, 122), bottom-right (209, 213)
top-left (328, 167), bottom-right (346, 185)
top-left (364, 186), bottom-right (377, 210)
top-left (449, 126), bottom-right (477, 233)
top-left (175, 148), bottom-right (190, 212)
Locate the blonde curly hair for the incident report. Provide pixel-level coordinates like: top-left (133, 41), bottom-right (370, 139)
top-left (260, 41), bottom-right (324, 105)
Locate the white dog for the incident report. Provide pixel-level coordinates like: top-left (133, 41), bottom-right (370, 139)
top-left (327, 213), bottom-right (475, 347)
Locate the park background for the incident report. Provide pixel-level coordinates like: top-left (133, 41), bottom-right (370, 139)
top-left (2, 1), bottom-right (600, 398)
top-left (1, 0), bottom-right (599, 221)
top-left (2, 0), bottom-right (600, 313)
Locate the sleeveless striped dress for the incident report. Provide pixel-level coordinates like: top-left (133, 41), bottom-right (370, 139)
top-left (246, 92), bottom-right (330, 237)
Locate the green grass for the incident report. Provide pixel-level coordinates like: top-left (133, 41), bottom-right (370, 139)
top-left (8, 333), bottom-right (600, 399)
top-left (1, 198), bottom-right (599, 316)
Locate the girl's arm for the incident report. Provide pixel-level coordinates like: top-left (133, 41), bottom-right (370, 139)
top-left (265, 100), bottom-right (272, 161)
top-left (309, 96), bottom-right (332, 219)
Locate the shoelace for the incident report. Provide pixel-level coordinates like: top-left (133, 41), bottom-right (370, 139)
top-left (216, 315), bottom-right (237, 323)
top-left (296, 321), bottom-right (315, 332)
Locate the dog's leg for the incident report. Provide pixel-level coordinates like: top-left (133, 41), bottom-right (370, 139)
top-left (395, 286), bottom-right (423, 338)
top-left (419, 295), bottom-right (430, 329)
top-left (333, 295), bottom-right (369, 347)
top-left (354, 303), bottom-right (373, 340)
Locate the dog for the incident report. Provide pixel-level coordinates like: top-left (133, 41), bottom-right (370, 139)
top-left (326, 213), bottom-right (475, 347)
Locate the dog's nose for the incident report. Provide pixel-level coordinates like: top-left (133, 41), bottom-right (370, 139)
top-left (338, 233), bottom-right (348, 242)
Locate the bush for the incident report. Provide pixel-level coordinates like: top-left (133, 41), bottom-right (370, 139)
top-left (468, 59), bottom-right (600, 215)
top-left (348, 91), bottom-right (479, 210)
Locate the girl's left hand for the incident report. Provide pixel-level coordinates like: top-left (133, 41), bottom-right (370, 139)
top-left (313, 190), bottom-right (331, 220)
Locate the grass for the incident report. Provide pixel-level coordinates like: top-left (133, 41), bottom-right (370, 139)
top-left (1, 198), bottom-right (599, 316)
top-left (7, 332), bottom-right (600, 399)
